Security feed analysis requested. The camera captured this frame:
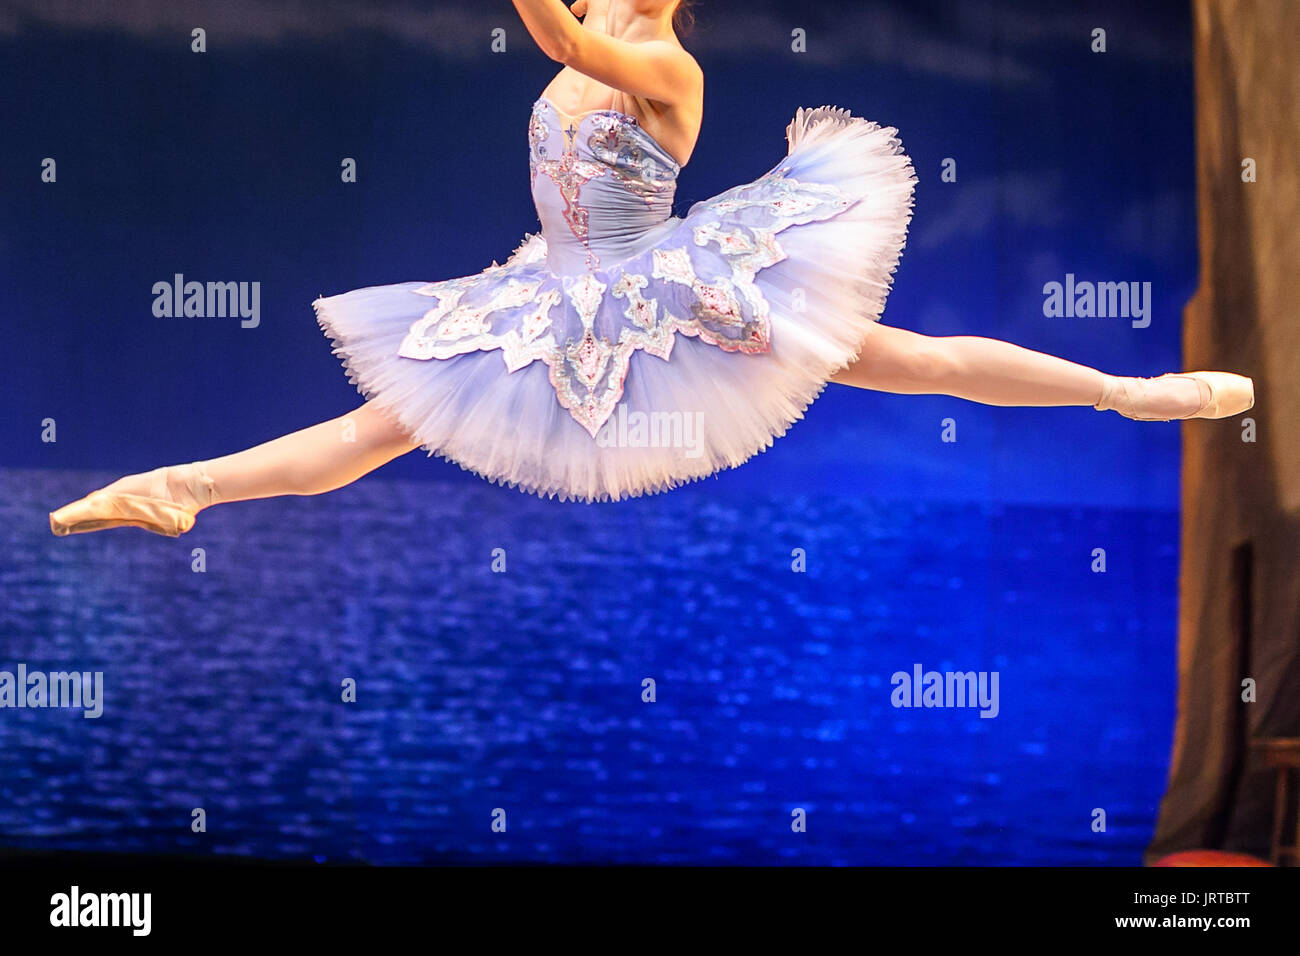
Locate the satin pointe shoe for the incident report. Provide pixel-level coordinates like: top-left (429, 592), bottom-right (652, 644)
top-left (1094, 371), bottom-right (1255, 422)
top-left (49, 463), bottom-right (213, 537)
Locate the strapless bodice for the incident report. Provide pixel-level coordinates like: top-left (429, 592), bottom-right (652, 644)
top-left (529, 97), bottom-right (682, 274)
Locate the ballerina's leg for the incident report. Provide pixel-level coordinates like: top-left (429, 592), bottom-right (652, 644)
top-left (194, 400), bottom-right (421, 506)
top-left (830, 322), bottom-right (1206, 416)
top-left (97, 400), bottom-right (420, 513)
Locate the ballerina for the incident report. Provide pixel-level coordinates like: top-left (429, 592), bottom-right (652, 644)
top-left (50, 0), bottom-right (1253, 538)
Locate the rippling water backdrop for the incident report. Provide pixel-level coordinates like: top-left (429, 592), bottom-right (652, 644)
top-left (1, 469), bottom-right (1176, 864)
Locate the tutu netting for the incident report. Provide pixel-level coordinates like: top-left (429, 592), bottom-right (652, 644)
top-left (314, 99), bottom-right (917, 501)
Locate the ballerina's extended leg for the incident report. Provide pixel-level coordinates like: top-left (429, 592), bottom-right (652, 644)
top-left (49, 401), bottom-right (420, 537)
top-left (832, 323), bottom-right (1253, 419)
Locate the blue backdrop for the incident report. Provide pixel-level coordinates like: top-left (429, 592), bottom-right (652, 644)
top-left (2, 0), bottom-right (1193, 863)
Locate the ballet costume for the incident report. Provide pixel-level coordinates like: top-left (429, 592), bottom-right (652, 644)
top-left (311, 99), bottom-right (919, 501)
top-left (50, 98), bottom-right (1253, 536)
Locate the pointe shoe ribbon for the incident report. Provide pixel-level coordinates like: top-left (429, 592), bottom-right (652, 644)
top-left (1095, 371), bottom-right (1255, 422)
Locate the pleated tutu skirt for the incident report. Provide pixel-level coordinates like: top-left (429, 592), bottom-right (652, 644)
top-left (313, 106), bottom-right (918, 501)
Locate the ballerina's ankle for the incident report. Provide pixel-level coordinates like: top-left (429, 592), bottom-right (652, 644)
top-left (166, 462), bottom-right (220, 512)
top-left (1093, 375), bottom-right (1132, 413)
top-left (1094, 374), bottom-right (1209, 420)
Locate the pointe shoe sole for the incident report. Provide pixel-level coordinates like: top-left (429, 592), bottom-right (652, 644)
top-left (49, 492), bottom-right (196, 538)
top-left (1186, 371), bottom-right (1255, 419)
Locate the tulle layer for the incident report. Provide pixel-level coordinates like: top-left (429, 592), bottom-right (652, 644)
top-left (313, 106), bottom-right (918, 501)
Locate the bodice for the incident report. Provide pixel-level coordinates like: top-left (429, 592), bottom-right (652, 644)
top-left (529, 97), bottom-right (681, 274)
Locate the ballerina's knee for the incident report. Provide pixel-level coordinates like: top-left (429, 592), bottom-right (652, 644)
top-left (847, 335), bottom-right (955, 392)
top-left (895, 338), bottom-right (960, 390)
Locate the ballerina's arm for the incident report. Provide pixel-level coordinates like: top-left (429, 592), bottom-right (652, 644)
top-left (511, 0), bottom-right (701, 107)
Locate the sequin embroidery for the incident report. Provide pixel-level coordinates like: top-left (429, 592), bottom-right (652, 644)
top-left (588, 120), bottom-right (677, 205)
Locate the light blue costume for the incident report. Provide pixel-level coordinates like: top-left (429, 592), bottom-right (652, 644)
top-left (314, 98), bottom-right (916, 500)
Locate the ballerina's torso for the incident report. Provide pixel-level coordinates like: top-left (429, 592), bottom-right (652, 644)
top-left (530, 75), bottom-right (703, 273)
top-left (539, 66), bottom-right (700, 168)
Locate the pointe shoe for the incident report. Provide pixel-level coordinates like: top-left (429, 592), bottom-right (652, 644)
top-left (1095, 371), bottom-right (1255, 422)
top-left (49, 462), bottom-right (214, 537)
top-left (49, 491), bottom-right (197, 537)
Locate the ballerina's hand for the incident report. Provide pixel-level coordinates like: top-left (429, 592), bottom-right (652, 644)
top-left (570, 0), bottom-right (588, 17)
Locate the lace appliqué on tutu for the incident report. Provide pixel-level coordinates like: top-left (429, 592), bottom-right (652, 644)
top-left (396, 165), bottom-right (854, 437)
top-left (398, 95), bottom-right (857, 439)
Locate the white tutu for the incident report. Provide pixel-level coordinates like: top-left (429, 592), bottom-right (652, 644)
top-left (314, 103), bottom-right (917, 501)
